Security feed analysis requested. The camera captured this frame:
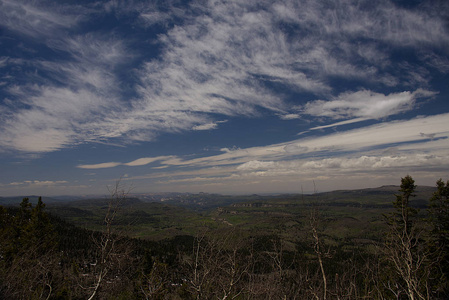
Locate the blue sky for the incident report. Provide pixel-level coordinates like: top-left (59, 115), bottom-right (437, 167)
top-left (1, 0), bottom-right (448, 196)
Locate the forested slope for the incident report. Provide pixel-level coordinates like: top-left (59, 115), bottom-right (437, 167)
top-left (1, 176), bottom-right (448, 299)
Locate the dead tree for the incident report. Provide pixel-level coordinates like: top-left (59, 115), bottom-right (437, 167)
top-left (87, 179), bottom-right (132, 300)
top-left (384, 175), bottom-right (431, 300)
top-left (309, 208), bottom-right (332, 300)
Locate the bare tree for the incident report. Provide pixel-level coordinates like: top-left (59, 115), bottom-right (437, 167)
top-left (384, 176), bottom-right (431, 300)
top-left (87, 178), bottom-right (133, 300)
top-left (183, 228), bottom-right (254, 299)
top-left (309, 208), bottom-right (332, 300)
top-left (139, 259), bottom-right (170, 299)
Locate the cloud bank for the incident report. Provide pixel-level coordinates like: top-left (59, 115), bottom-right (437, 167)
top-left (77, 114), bottom-right (449, 188)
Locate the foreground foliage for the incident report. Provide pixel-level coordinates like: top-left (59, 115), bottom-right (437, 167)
top-left (0, 177), bottom-right (448, 299)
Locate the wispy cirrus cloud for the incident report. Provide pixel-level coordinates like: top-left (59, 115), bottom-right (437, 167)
top-left (0, 0), bottom-right (81, 39)
top-left (192, 120), bottom-right (227, 131)
top-left (77, 162), bottom-right (122, 170)
top-left (1, 179), bottom-right (91, 196)
top-left (296, 89), bottom-right (437, 131)
top-left (8, 180), bottom-right (68, 187)
top-left (103, 0), bottom-right (187, 27)
top-left (5, 180), bottom-right (68, 189)
top-left (77, 156), bottom-right (173, 169)
top-left (123, 113), bottom-right (449, 192)
top-left (130, 0), bottom-right (449, 147)
top-left (124, 156), bottom-right (174, 167)
top-left (0, 2), bottom-right (133, 152)
top-left (84, 113), bottom-right (449, 176)
top-left (0, 0), bottom-right (448, 156)
top-left (302, 89), bottom-right (436, 120)
top-left (181, 113), bottom-right (448, 170)
top-left (192, 123), bottom-right (218, 131)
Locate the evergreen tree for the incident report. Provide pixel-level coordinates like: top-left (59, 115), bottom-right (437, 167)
top-left (388, 175), bottom-right (418, 234)
top-left (18, 197), bottom-right (32, 228)
top-left (384, 175), bottom-right (430, 300)
top-left (428, 179), bottom-right (449, 297)
top-left (0, 198), bottom-right (59, 299)
top-left (428, 179), bottom-right (449, 250)
top-left (30, 197), bottom-right (52, 242)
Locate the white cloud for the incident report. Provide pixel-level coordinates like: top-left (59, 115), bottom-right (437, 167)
top-left (0, 0), bottom-right (84, 39)
top-left (283, 144), bottom-right (309, 154)
top-left (301, 89), bottom-right (436, 120)
top-left (0, 32), bottom-right (132, 152)
top-left (140, 113), bottom-right (449, 172)
top-left (307, 117), bottom-right (370, 131)
top-left (423, 53), bottom-right (449, 73)
top-left (116, 0), bottom-right (447, 145)
top-left (220, 146), bottom-right (242, 153)
top-left (231, 153), bottom-right (448, 179)
top-left (0, 57), bottom-right (9, 68)
top-left (128, 150), bottom-right (449, 193)
top-left (192, 120), bottom-right (228, 131)
top-left (124, 156), bottom-right (174, 167)
top-left (114, 111), bottom-right (449, 192)
top-left (192, 123), bottom-right (218, 131)
top-left (0, 0), bottom-right (448, 155)
top-left (77, 162), bottom-right (122, 169)
top-left (280, 114), bottom-right (301, 120)
top-left (237, 160), bottom-right (276, 171)
top-left (9, 180), bottom-right (68, 187)
top-left (2, 179), bottom-right (92, 196)
top-left (92, 113), bottom-right (449, 182)
top-left (77, 155), bottom-right (175, 169)
top-left (290, 114), bottom-right (449, 155)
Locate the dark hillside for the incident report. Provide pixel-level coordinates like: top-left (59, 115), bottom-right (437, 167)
top-left (1, 180), bottom-right (447, 299)
top-left (46, 197), bottom-right (217, 240)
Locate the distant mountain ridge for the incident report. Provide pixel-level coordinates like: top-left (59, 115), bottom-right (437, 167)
top-left (1, 185), bottom-right (436, 208)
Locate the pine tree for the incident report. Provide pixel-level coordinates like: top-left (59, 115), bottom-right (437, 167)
top-left (428, 179), bottom-right (449, 297)
top-left (389, 175), bottom-right (418, 234)
top-left (428, 179), bottom-right (449, 250)
top-left (384, 175), bottom-right (430, 300)
top-left (0, 198), bottom-right (58, 299)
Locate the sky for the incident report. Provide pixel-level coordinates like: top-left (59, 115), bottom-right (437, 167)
top-left (0, 0), bottom-right (449, 197)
